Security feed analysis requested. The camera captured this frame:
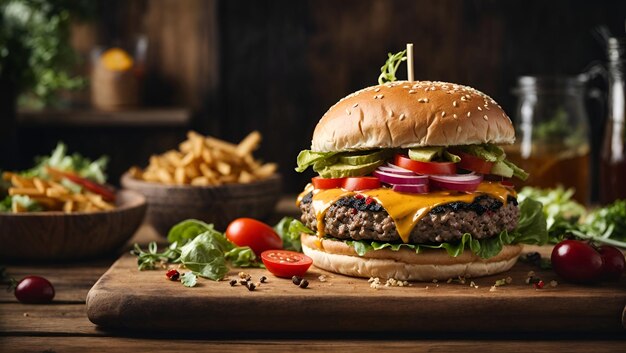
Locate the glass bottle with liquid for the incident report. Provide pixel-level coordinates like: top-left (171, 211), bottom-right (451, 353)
top-left (506, 76), bottom-right (590, 204)
top-left (600, 37), bottom-right (626, 204)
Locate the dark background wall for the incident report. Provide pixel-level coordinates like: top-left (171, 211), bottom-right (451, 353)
top-left (13, 0), bottom-right (626, 194)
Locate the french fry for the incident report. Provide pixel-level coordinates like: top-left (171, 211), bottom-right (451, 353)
top-left (236, 131), bottom-right (261, 157)
top-left (128, 130), bottom-right (276, 187)
top-left (9, 188), bottom-right (44, 197)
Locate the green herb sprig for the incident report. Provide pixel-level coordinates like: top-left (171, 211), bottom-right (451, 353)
top-left (378, 49), bottom-right (407, 85)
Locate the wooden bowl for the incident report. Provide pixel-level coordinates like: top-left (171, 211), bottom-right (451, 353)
top-left (0, 190), bottom-right (146, 261)
top-left (121, 173), bottom-right (282, 236)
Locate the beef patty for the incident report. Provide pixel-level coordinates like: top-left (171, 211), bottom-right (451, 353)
top-left (299, 192), bottom-right (519, 244)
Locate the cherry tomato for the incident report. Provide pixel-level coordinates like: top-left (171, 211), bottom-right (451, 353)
top-left (342, 177), bottom-right (381, 191)
top-left (261, 250), bottom-right (313, 278)
top-left (312, 176), bottom-right (345, 189)
top-left (226, 218), bottom-right (283, 255)
top-left (551, 240), bottom-right (604, 283)
top-left (394, 154), bottom-right (456, 175)
top-left (456, 151), bottom-right (494, 174)
top-left (14, 276), bottom-right (55, 304)
top-left (47, 167), bottom-right (116, 202)
top-left (598, 245), bottom-right (625, 281)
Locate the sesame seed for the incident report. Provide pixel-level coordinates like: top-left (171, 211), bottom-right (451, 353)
top-left (467, 112), bottom-right (471, 117)
top-left (353, 103), bottom-right (359, 108)
top-left (418, 98), bottom-right (429, 103)
top-left (453, 101), bottom-right (459, 107)
top-left (453, 114), bottom-right (458, 119)
top-left (389, 110), bottom-right (394, 117)
top-left (484, 105), bottom-right (490, 110)
top-left (399, 113), bottom-right (406, 121)
top-left (457, 126), bottom-right (462, 132)
top-left (430, 86), bottom-right (436, 91)
top-left (403, 85), bottom-right (409, 89)
top-left (477, 106), bottom-right (482, 111)
top-left (346, 109), bottom-right (351, 115)
top-left (483, 115), bottom-right (489, 121)
top-left (408, 89), bottom-right (416, 94)
top-left (461, 96), bottom-right (467, 101)
top-left (441, 111), bottom-right (446, 117)
top-left (374, 88), bottom-right (381, 92)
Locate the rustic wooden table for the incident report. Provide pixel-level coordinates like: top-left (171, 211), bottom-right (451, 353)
top-left (1, 198), bottom-right (625, 352)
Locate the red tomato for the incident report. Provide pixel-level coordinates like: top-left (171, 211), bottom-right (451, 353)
top-left (261, 250), bottom-right (313, 278)
top-left (598, 245), bottom-right (625, 281)
top-left (342, 177), bottom-right (381, 191)
top-left (456, 152), bottom-right (494, 174)
top-left (46, 167), bottom-right (116, 202)
top-left (312, 176), bottom-right (345, 189)
top-left (14, 276), bottom-right (55, 304)
top-left (225, 218), bottom-right (283, 255)
top-left (393, 154), bottom-right (456, 175)
top-left (551, 240), bottom-right (604, 283)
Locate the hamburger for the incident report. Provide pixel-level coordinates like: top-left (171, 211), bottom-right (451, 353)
top-left (294, 80), bottom-right (547, 281)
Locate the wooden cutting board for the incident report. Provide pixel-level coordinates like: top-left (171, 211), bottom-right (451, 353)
top-left (86, 245), bottom-right (626, 333)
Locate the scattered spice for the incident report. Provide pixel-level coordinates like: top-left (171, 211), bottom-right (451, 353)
top-left (534, 280), bottom-right (545, 289)
top-left (229, 279), bottom-right (237, 286)
top-left (247, 282), bottom-right (256, 291)
top-left (239, 280), bottom-right (248, 286)
top-left (166, 269), bottom-right (180, 281)
top-left (318, 275), bottom-right (327, 282)
top-left (299, 279), bottom-right (309, 289)
top-left (549, 280), bottom-right (558, 288)
top-left (260, 276), bottom-right (267, 283)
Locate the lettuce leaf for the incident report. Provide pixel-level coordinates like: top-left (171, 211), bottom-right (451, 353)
top-left (295, 150), bottom-right (338, 173)
top-left (274, 217), bottom-right (313, 252)
top-left (167, 219), bottom-right (217, 246)
top-left (22, 142), bottom-right (109, 183)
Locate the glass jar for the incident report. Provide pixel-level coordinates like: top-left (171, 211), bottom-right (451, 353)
top-left (600, 37), bottom-right (626, 204)
top-left (506, 76), bottom-right (591, 204)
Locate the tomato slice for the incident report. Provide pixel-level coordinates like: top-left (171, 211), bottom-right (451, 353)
top-left (226, 218), bottom-right (283, 256)
top-left (261, 250), bottom-right (313, 278)
top-left (393, 154), bottom-right (456, 175)
top-left (46, 167), bottom-right (116, 202)
top-left (455, 152), bottom-right (494, 174)
top-left (342, 177), bottom-right (381, 191)
top-left (312, 176), bottom-right (345, 189)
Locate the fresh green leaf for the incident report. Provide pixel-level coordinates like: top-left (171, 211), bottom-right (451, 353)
top-left (274, 217), bottom-right (314, 252)
top-left (512, 198), bottom-right (548, 245)
top-left (179, 232), bottom-right (230, 280)
top-left (167, 219), bottom-right (216, 247)
top-left (131, 242), bottom-right (181, 271)
top-left (225, 246), bottom-right (258, 268)
top-left (295, 150), bottom-right (338, 173)
top-left (0, 196), bottom-right (12, 212)
top-left (180, 272), bottom-right (197, 287)
top-left (378, 50), bottom-right (407, 85)
top-left (584, 199), bottom-right (626, 243)
top-left (20, 142), bottom-right (109, 183)
top-left (12, 195), bottom-right (43, 212)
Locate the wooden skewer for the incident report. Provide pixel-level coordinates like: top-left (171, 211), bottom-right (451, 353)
top-left (407, 43), bottom-right (414, 82)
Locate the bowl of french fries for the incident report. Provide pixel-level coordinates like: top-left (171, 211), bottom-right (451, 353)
top-left (0, 143), bottom-right (147, 261)
top-left (122, 131), bottom-right (281, 235)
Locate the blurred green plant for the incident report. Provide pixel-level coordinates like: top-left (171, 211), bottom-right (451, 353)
top-left (0, 0), bottom-right (94, 106)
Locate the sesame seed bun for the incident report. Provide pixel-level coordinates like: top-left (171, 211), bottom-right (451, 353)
top-left (311, 81), bottom-right (515, 152)
top-left (301, 234), bottom-right (523, 281)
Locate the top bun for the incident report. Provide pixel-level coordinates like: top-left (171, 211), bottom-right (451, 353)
top-left (311, 80), bottom-right (515, 152)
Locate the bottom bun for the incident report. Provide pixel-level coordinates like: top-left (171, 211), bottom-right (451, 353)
top-left (301, 234), bottom-right (523, 281)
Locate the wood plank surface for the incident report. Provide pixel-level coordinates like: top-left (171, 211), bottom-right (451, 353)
top-left (86, 246), bottom-right (626, 333)
top-left (0, 304), bottom-right (98, 336)
top-left (2, 336), bottom-right (626, 353)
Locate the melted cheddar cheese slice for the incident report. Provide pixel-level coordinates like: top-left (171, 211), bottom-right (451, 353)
top-left (297, 182), bottom-right (516, 243)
